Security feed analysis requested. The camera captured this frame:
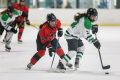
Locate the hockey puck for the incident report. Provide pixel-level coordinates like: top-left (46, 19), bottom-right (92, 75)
top-left (105, 72), bottom-right (109, 74)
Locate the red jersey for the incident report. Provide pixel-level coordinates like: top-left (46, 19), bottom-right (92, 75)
top-left (13, 4), bottom-right (29, 21)
top-left (39, 19), bottom-right (61, 44)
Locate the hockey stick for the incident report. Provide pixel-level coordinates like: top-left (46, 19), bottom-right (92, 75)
top-left (30, 24), bottom-right (39, 29)
top-left (50, 37), bottom-right (60, 72)
top-left (95, 33), bottom-right (110, 69)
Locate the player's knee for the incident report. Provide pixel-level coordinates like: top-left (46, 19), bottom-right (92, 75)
top-left (67, 51), bottom-right (77, 59)
top-left (56, 48), bottom-right (64, 57)
top-left (37, 50), bottom-right (45, 57)
top-left (77, 45), bottom-right (85, 52)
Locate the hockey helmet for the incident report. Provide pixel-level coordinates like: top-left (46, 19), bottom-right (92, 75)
top-left (47, 13), bottom-right (57, 28)
top-left (47, 13), bottom-right (56, 22)
top-left (7, 6), bottom-right (15, 13)
top-left (87, 8), bottom-right (98, 22)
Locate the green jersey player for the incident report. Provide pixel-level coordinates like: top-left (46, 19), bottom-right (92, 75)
top-left (56, 8), bottom-right (101, 72)
top-left (0, 6), bottom-right (28, 51)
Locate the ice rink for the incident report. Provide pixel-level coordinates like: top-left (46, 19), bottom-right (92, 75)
top-left (0, 26), bottom-right (120, 80)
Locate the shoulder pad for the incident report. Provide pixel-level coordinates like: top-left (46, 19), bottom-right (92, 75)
top-left (2, 14), bottom-right (8, 21)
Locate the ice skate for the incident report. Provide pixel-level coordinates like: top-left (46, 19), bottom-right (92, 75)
top-left (5, 44), bottom-right (11, 52)
top-left (55, 62), bottom-right (66, 73)
top-left (74, 58), bottom-right (79, 71)
top-left (26, 63), bottom-right (33, 70)
top-left (3, 38), bottom-right (6, 43)
top-left (18, 39), bottom-right (22, 44)
top-left (66, 62), bottom-right (73, 69)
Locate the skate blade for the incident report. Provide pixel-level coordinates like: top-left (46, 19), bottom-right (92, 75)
top-left (26, 67), bottom-right (30, 70)
top-left (49, 68), bottom-right (54, 72)
top-left (6, 49), bottom-right (10, 52)
top-left (0, 41), bottom-right (5, 44)
top-left (18, 42), bottom-right (22, 44)
top-left (74, 67), bottom-right (78, 71)
top-left (68, 67), bottom-right (73, 69)
top-left (54, 68), bottom-right (65, 73)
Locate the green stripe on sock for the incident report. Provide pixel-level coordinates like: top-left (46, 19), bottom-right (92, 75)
top-left (63, 57), bottom-right (68, 62)
top-left (76, 55), bottom-right (82, 58)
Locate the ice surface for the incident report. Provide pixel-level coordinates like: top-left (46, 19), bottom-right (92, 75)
top-left (0, 26), bottom-right (120, 80)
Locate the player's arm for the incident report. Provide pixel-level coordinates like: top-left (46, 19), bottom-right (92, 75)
top-left (25, 8), bottom-right (30, 25)
top-left (14, 9), bottom-right (28, 19)
top-left (1, 15), bottom-right (17, 33)
top-left (57, 19), bottom-right (63, 37)
top-left (1, 14), bottom-right (13, 30)
top-left (84, 21), bottom-right (101, 49)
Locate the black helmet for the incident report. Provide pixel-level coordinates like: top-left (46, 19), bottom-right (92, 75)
top-left (20, 0), bottom-right (25, 2)
top-left (87, 8), bottom-right (98, 22)
top-left (46, 13), bottom-right (57, 28)
top-left (7, 6), bottom-right (15, 13)
top-left (47, 13), bottom-right (56, 22)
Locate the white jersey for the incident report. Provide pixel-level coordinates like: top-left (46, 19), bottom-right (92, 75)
top-left (0, 9), bottom-right (22, 30)
top-left (64, 16), bottom-right (94, 43)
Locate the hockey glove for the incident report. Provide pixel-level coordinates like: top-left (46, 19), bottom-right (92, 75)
top-left (92, 24), bottom-right (98, 34)
top-left (58, 28), bottom-right (63, 37)
top-left (92, 39), bottom-right (101, 49)
top-left (26, 20), bottom-right (30, 25)
top-left (10, 28), bottom-right (17, 34)
top-left (48, 46), bottom-right (55, 57)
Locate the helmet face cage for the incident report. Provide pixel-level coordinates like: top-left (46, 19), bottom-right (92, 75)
top-left (87, 8), bottom-right (98, 22)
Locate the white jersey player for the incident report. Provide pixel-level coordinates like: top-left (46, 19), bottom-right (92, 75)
top-left (56, 8), bottom-right (101, 72)
top-left (0, 6), bottom-right (28, 51)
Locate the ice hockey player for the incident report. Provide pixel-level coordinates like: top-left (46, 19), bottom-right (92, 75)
top-left (56, 8), bottom-right (101, 72)
top-left (3, 0), bottom-right (30, 44)
top-left (26, 13), bottom-right (72, 70)
top-left (0, 6), bottom-right (28, 51)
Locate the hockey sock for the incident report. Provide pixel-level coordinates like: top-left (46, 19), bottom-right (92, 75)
top-left (56, 48), bottom-right (65, 59)
top-left (4, 34), bottom-right (7, 39)
top-left (61, 51), bottom-right (76, 66)
top-left (76, 52), bottom-right (83, 60)
top-left (6, 32), bottom-right (13, 43)
top-left (18, 28), bottom-right (24, 40)
top-left (76, 46), bottom-right (85, 61)
top-left (31, 50), bottom-right (45, 65)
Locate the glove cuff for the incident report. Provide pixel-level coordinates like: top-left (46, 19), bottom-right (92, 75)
top-left (58, 28), bottom-right (63, 31)
top-left (92, 39), bottom-right (98, 43)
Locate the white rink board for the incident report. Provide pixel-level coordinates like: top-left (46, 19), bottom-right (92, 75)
top-left (0, 9), bottom-right (120, 24)
top-left (0, 26), bottom-right (120, 80)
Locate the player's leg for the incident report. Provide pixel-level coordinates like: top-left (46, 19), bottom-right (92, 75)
top-left (17, 21), bottom-right (24, 44)
top-left (51, 38), bottom-right (73, 69)
top-left (26, 34), bottom-right (46, 70)
top-left (3, 34), bottom-right (7, 42)
top-left (5, 31), bottom-right (13, 52)
top-left (74, 39), bottom-right (85, 70)
top-left (3, 21), bottom-right (16, 42)
top-left (5, 22), bottom-right (17, 52)
top-left (56, 39), bottom-right (78, 71)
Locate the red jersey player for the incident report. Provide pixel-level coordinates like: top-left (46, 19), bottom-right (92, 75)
top-left (26, 13), bottom-right (72, 70)
top-left (3, 0), bottom-right (30, 44)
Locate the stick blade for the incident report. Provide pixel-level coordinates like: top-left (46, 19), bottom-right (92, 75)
top-left (103, 65), bottom-right (110, 69)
